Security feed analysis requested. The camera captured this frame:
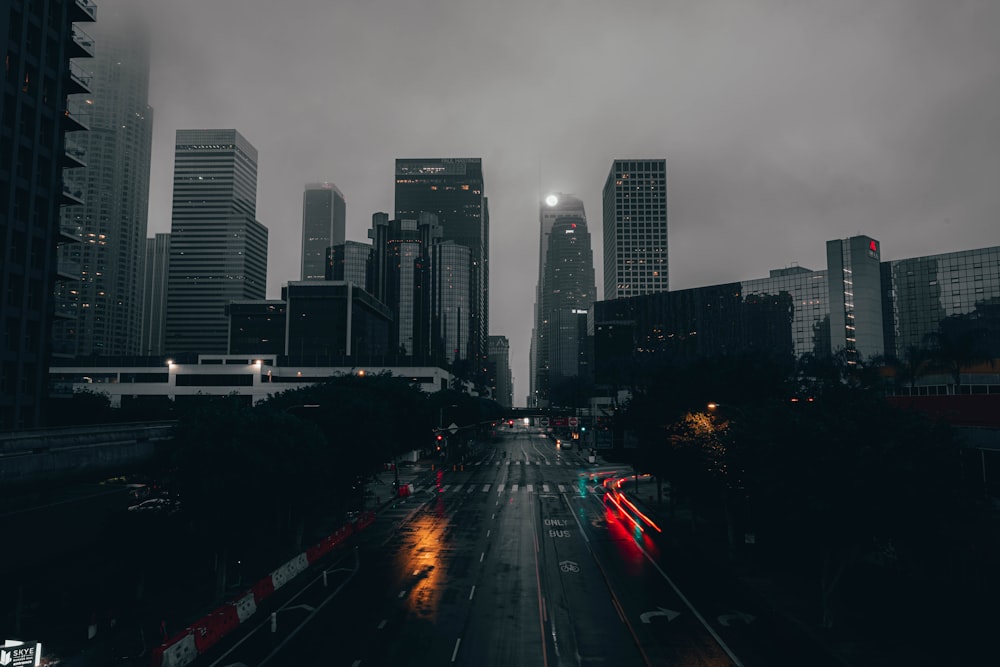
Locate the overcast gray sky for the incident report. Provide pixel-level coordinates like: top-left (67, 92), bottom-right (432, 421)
top-left (100, 0), bottom-right (999, 405)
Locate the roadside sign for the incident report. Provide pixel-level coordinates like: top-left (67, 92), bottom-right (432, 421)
top-left (448, 422), bottom-right (459, 435)
top-left (539, 417), bottom-right (549, 427)
top-left (568, 417), bottom-right (578, 427)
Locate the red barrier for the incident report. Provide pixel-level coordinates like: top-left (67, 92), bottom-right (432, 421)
top-left (149, 630), bottom-right (196, 667)
top-left (251, 576), bottom-right (275, 604)
top-left (191, 604), bottom-right (240, 653)
top-left (355, 510), bottom-right (375, 531)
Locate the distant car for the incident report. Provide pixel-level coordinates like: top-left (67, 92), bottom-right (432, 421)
top-left (127, 498), bottom-right (179, 514)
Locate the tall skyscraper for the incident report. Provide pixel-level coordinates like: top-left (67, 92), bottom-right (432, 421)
top-left (488, 335), bottom-right (513, 408)
top-left (301, 182), bottom-right (346, 280)
top-left (827, 236), bottom-right (884, 364)
top-left (54, 26), bottom-right (153, 357)
top-left (140, 233), bottom-right (170, 355)
top-left (164, 130), bottom-right (268, 355)
top-left (602, 159), bottom-right (668, 300)
top-left (368, 212), bottom-right (442, 360)
top-left (431, 240), bottom-right (471, 366)
top-left (1, 0), bottom-right (95, 428)
top-left (531, 194), bottom-right (596, 407)
top-left (395, 158), bottom-right (488, 380)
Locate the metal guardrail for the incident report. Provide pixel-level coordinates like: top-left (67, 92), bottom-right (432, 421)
top-left (0, 421), bottom-right (177, 455)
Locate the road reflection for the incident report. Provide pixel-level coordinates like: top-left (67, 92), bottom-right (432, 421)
top-left (397, 512), bottom-right (447, 621)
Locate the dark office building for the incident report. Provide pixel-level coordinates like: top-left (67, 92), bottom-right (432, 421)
top-left (488, 335), bottom-right (513, 408)
top-left (301, 182), bottom-right (346, 280)
top-left (592, 284), bottom-right (794, 385)
top-left (140, 232), bottom-right (169, 355)
top-left (227, 300), bottom-right (287, 356)
top-left (532, 195), bottom-right (596, 406)
top-left (395, 158), bottom-right (489, 379)
top-left (282, 281), bottom-right (391, 363)
top-left (368, 212), bottom-right (441, 361)
top-left (1, 0), bottom-right (95, 429)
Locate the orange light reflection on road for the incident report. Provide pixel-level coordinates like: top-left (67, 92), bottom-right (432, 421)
top-left (401, 513), bottom-right (446, 621)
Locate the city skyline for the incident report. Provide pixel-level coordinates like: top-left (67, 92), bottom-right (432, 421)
top-left (92, 0), bottom-right (1000, 404)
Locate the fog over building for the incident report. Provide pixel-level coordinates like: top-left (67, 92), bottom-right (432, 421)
top-left (531, 194), bottom-right (596, 407)
top-left (54, 27), bottom-right (153, 358)
top-left (301, 182), bottom-right (346, 281)
top-left (164, 129), bottom-right (268, 355)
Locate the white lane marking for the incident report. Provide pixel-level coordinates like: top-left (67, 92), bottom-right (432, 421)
top-left (480, 552), bottom-right (485, 562)
top-left (352, 661), bottom-right (362, 667)
top-left (451, 638), bottom-right (462, 662)
top-left (440, 485), bottom-right (450, 493)
top-left (467, 485), bottom-right (475, 493)
top-left (483, 484), bottom-right (491, 492)
top-left (398, 590), bottom-right (406, 598)
top-left (487, 529), bottom-right (491, 537)
top-left (469, 585), bottom-right (476, 600)
top-left (542, 484), bottom-right (550, 493)
top-left (492, 513), bottom-right (496, 519)
top-left (378, 619), bottom-right (387, 630)
top-left (452, 485), bottom-right (462, 493)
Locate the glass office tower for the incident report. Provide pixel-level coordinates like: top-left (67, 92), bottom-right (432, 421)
top-left (531, 194), bottom-right (596, 407)
top-left (164, 129), bottom-right (268, 355)
top-left (395, 158), bottom-right (488, 377)
top-left (883, 245), bottom-right (1000, 361)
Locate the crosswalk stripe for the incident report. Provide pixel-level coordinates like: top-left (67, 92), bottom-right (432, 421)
top-left (440, 485), bottom-right (450, 493)
top-left (542, 484), bottom-right (550, 492)
top-left (512, 484), bottom-right (519, 492)
top-left (467, 485), bottom-right (475, 493)
top-left (527, 484), bottom-right (534, 493)
top-left (482, 484), bottom-right (490, 492)
top-left (558, 484), bottom-right (566, 493)
top-left (497, 483), bottom-right (504, 493)
top-left (452, 485), bottom-right (462, 493)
